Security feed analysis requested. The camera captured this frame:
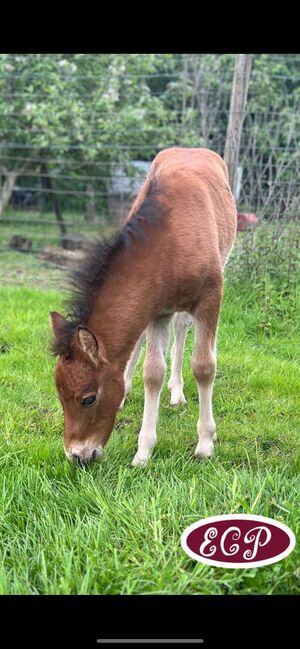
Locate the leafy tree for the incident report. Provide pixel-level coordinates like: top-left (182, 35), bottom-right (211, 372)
top-left (0, 53), bottom-right (177, 223)
top-left (1, 52), bottom-right (299, 230)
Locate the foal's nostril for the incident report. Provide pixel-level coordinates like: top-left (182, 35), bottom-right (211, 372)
top-left (71, 452), bottom-right (83, 465)
top-left (70, 449), bottom-right (99, 465)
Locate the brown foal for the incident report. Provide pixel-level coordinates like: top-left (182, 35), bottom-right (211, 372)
top-left (50, 147), bottom-right (237, 466)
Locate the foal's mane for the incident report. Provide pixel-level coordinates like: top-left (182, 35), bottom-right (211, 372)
top-left (51, 179), bottom-right (162, 357)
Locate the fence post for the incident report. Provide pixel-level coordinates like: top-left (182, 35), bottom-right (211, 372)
top-left (224, 54), bottom-right (252, 201)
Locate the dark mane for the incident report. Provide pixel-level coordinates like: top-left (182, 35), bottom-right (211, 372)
top-left (51, 179), bottom-right (163, 357)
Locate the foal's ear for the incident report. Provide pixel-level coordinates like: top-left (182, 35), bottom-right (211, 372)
top-left (76, 326), bottom-right (107, 366)
top-left (49, 311), bottom-right (69, 339)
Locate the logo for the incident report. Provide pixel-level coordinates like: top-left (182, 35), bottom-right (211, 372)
top-left (181, 514), bottom-right (295, 568)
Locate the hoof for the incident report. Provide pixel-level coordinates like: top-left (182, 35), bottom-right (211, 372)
top-left (194, 439), bottom-right (214, 460)
top-left (169, 389), bottom-right (187, 405)
top-left (131, 453), bottom-right (149, 468)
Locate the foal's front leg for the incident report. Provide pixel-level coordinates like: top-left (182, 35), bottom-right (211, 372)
top-left (131, 316), bottom-right (171, 467)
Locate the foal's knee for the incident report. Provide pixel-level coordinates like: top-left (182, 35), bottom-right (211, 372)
top-left (143, 356), bottom-right (166, 390)
top-left (191, 355), bottom-right (216, 385)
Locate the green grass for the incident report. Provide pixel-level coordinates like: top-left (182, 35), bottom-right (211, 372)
top-left (0, 208), bottom-right (115, 252)
top-left (0, 260), bottom-right (299, 594)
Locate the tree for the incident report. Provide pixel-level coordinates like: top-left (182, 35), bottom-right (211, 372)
top-left (1, 53), bottom-right (299, 231)
top-left (0, 53), bottom-right (178, 230)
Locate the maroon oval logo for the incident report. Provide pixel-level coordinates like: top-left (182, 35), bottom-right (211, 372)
top-left (181, 515), bottom-right (295, 568)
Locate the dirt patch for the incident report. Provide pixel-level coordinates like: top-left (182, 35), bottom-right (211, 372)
top-left (40, 245), bottom-right (85, 269)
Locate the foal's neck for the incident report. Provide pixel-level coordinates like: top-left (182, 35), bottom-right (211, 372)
top-left (87, 247), bottom-right (158, 369)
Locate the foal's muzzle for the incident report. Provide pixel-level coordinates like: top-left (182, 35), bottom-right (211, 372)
top-left (68, 447), bottom-right (102, 466)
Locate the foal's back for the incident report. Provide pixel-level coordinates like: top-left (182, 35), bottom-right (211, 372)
top-left (155, 146), bottom-right (236, 263)
top-left (126, 147), bottom-right (237, 313)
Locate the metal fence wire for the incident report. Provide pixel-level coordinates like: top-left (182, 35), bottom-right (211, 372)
top-left (0, 53), bottom-right (299, 253)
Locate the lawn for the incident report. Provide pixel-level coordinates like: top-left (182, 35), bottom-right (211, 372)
top-left (0, 253), bottom-right (299, 594)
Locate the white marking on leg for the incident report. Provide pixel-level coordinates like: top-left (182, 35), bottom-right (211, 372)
top-left (132, 317), bottom-right (170, 467)
top-left (131, 387), bottom-right (161, 466)
top-left (194, 382), bottom-right (216, 458)
top-left (192, 318), bottom-right (218, 460)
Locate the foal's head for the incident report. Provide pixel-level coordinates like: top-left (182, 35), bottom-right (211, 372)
top-left (50, 312), bottom-right (125, 465)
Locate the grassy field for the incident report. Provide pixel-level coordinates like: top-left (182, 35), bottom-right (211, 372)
top-left (0, 252), bottom-right (299, 594)
top-left (0, 208), bottom-right (115, 252)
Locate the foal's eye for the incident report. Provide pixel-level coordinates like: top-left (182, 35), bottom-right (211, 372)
top-left (80, 395), bottom-right (97, 407)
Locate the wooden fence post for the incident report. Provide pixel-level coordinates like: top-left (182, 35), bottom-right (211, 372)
top-left (224, 54), bottom-right (252, 200)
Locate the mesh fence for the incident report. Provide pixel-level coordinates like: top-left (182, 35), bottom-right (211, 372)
top-left (0, 53), bottom-right (299, 253)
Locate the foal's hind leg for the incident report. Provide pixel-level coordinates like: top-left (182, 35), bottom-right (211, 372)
top-left (131, 315), bottom-right (171, 467)
top-left (120, 331), bottom-right (145, 409)
top-left (168, 312), bottom-right (193, 405)
top-left (191, 281), bottom-right (223, 459)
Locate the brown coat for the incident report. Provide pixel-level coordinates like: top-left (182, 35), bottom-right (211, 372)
top-left (51, 147), bottom-right (237, 464)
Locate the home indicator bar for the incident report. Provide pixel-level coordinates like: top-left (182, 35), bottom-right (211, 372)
top-left (97, 641), bottom-right (204, 644)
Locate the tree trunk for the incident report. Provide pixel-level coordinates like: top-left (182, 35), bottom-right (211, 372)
top-left (0, 170), bottom-right (20, 216)
top-left (224, 54), bottom-right (252, 200)
top-left (0, 149), bottom-right (39, 217)
top-left (41, 163), bottom-right (68, 247)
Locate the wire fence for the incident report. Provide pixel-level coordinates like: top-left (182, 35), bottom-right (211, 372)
top-left (0, 53), bottom-right (300, 254)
